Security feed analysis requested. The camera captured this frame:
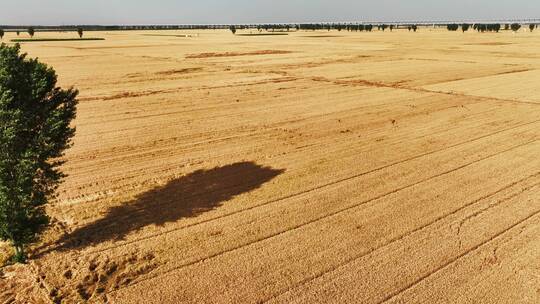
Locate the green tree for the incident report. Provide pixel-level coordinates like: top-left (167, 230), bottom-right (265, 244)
top-left (77, 27), bottom-right (84, 38)
top-left (511, 23), bottom-right (521, 32)
top-left (462, 23), bottom-right (470, 32)
top-left (28, 27), bottom-right (35, 38)
top-left (0, 30), bottom-right (4, 40)
top-left (447, 24), bottom-right (459, 31)
top-left (492, 24), bottom-right (501, 32)
top-left (16, 31), bottom-right (20, 36)
top-left (0, 43), bottom-right (78, 263)
top-left (530, 24), bottom-right (535, 32)
top-left (229, 25), bottom-right (236, 35)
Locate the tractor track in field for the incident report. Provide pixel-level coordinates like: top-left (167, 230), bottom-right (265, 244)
top-left (110, 139), bottom-right (539, 291)
top-left (261, 174), bottom-right (540, 303)
top-left (55, 104), bottom-right (519, 206)
top-left (58, 95), bottom-right (521, 207)
top-left (310, 74), bottom-right (540, 107)
top-left (42, 120), bottom-right (540, 260)
top-left (41, 120), bottom-right (540, 261)
top-left (379, 210), bottom-right (540, 304)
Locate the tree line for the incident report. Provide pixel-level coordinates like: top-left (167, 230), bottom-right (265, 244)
top-left (1, 23), bottom-right (537, 39)
top-left (229, 23), bottom-right (421, 34)
top-left (447, 23), bottom-right (535, 32)
top-left (1, 23), bottom-right (418, 36)
top-left (0, 27), bottom-right (86, 39)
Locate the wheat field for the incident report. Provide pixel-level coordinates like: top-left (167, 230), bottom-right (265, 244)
top-left (1, 28), bottom-right (540, 303)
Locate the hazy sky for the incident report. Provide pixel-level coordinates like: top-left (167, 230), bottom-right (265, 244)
top-left (2, 0), bottom-right (539, 25)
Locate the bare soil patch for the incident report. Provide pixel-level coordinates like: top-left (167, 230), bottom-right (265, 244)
top-left (155, 67), bottom-right (203, 75)
top-left (186, 50), bottom-right (293, 58)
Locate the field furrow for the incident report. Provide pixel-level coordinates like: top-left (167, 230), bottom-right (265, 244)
top-left (2, 29), bottom-right (539, 304)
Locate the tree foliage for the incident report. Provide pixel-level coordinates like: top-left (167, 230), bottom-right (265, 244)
top-left (462, 24), bottom-right (470, 32)
top-left (473, 23), bottom-right (501, 33)
top-left (344, 24), bottom-right (373, 32)
top-left (77, 27), bottom-right (84, 38)
top-left (0, 43), bottom-right (78, 263)
top-left (511, 23), bottom-right (521, 32)
top-left (447, 24), bottom-right (459, 31)
top-left (229, 25), bottom-right (236, 35)
top-left (0, 30), bottom-right (4, 40)
top-left (530, 24), bottom-right (535, 32)
top-left (28, 27), bottom-right (35, 38)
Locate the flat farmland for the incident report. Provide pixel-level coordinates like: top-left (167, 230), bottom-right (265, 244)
top-left (1, 28), bottom-right (540, 303)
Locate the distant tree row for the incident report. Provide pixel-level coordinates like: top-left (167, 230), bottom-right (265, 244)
top-left (473, 23), bottom-right (502, 32)
top-left (262, 24), bottom-right (297, 31)
top-left (298, 23), bottom-right (347, 31)
top-left (227, 23), bottom-right (420, 32)
top-left (0, 23), bottom-right (538, 33)
top-left (375, 24), bottom-right (395, 31)
top-left (0, 23), bottom-right (423, 38)
top-left (0, 27), bottom-right (85, 38)
top-left (346, 24), bottom-right (374, 32)
top-left (2, 23), bottom-right (537, 38)
top-left (0, 23), bottom-right (415, 34)
top-left (253, 24), bottom-right (298, 32)
top-left (446, 23), bottom-right (535, 33)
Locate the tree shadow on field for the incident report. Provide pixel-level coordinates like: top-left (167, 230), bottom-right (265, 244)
top-left (55, 162), bottom-right (284, 250)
